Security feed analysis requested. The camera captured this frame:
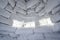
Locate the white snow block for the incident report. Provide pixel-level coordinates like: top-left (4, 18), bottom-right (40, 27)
top-left (0, 8), bottom-right (11, 18)
top-left (17, 36), bottom-right (28, 40)
top-left (8, 0), bottom-right (15, 7)
top-left (0, 23), bottom-right (10, 27)
top-left (27, 9), bottom-right (35, 14)
top-left (27, 11), bottom-right (37, 17)
top-left (0, 24), bottom-right (16, 33)
top-left (34, 27), bottom-right (53, 33)
top-left (9, 33), bottom-right (20, 38)
top-left (0, 36), bottom-right (12, 40)
top-left (27, 0), bottom-right (39, 9)
top-left (50, 13), bottom-right (60, 23)
top-left (27, 33), bottom-right (44, 40)
top-left (10, 14), bottom-right (24, 21)
top-left (45, 33), bottom-right (60, 39)
top-left (0, 0), bottom-right (8, 9)
top-left (38, 9), bottom-right (46, 17)
top-left (35, 3), bottom-right (45, 12)
top-left (5, 5), bottom-right (14, 13)
top-left (52, 23), bottom-right (60, 32)
top-left (14, 13), bottom-right (36, 22)
top-left (14, 6), bottom-right (26, 15)
top-left (15, 28), bottom-right (33, 35)
top-left (0, 16), bottom-right (12, 25)
top-left (46, 0), bottom-right (59, 13)
top-left (52, 6), bottom-right (60, 14)
top-left (46, 38), bottom-right (60, 40)
top-left (16, 0), bottom-right (26, 10)
top-left (43, 0), bottom-right (48, 4)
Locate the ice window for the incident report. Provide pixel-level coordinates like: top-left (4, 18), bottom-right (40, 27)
top-left (12, 19), bottom-right (35, 28)
top-left (12, 20), bottom-right (24, 28)
top-left (39, 18), bottom-right (54, 26)
top-left (24, 22), bottom-right (35, 28)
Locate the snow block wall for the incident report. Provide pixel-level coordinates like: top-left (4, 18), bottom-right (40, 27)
top-left (0, 0), bottom-right (60, 40)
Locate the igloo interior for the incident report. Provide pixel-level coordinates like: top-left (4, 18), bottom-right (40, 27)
top-left (0, 0), bottom-right (60, 40)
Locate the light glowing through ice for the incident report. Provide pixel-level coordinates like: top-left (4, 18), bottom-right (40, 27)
top-left (12, 18), bottom-right (53, 28)
top-left (24, 22), bottom-right (35, 28)
top-left (39, 18), bottom-right (54, 26)
top-left (12, 20), bottom-right (24, 28)
top-left (12, 20), bottom-right (35, 28)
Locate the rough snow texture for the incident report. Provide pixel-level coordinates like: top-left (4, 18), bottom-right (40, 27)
top-left (0, 0), bottom-right (60, 40)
